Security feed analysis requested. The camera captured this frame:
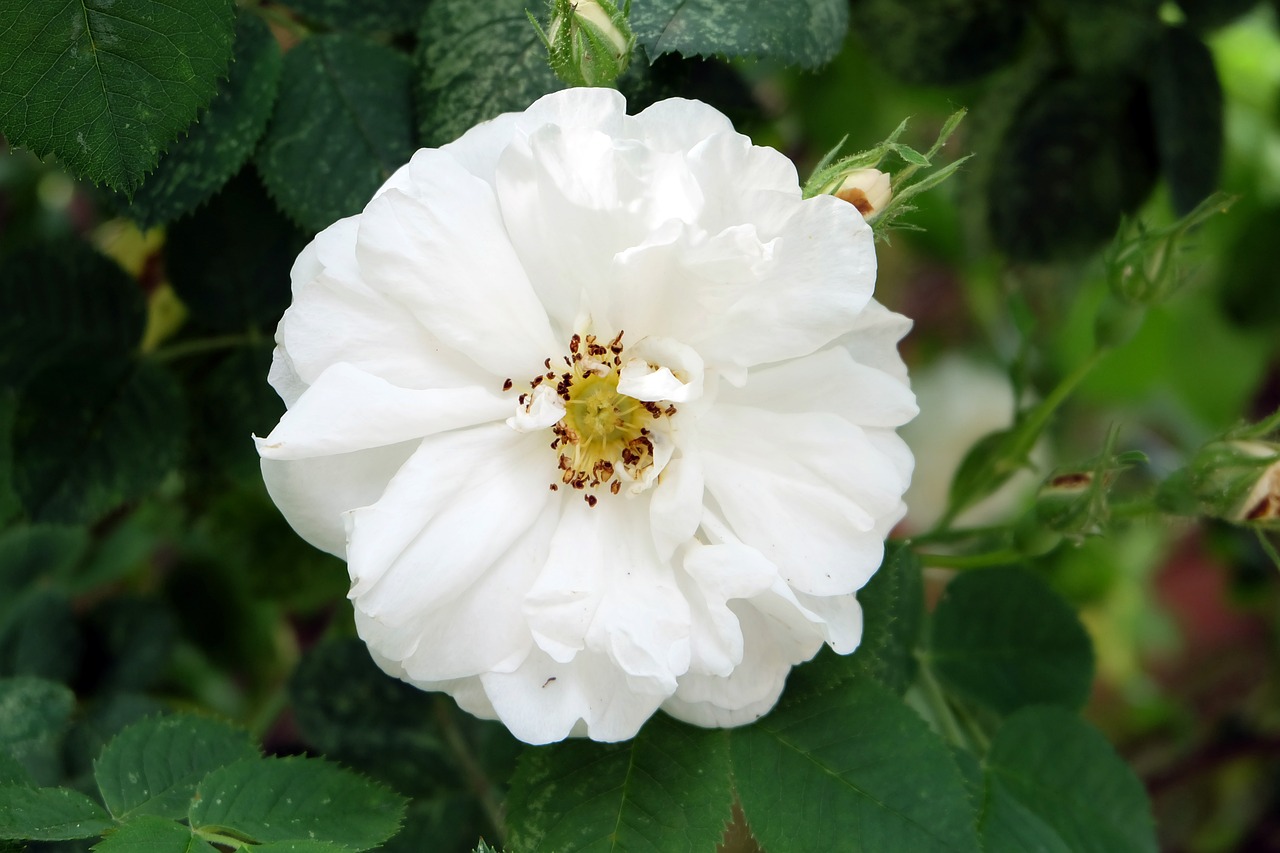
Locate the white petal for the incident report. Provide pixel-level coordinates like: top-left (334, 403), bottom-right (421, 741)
top-left (266, 345), bottom-right (306, 408)
top-left (255, 363), bottom-right (508, 461)
top-left (700, 405), bottom-right (907, 596)
top-left (648, 442), bottom-right (704, 562)
top-left (524, 498), bottom-right (690, 691)
top-left (678, 541), bottom-right (778, 677)
top-left (506, 385), bottom-right (566, 432)
top-left (695, 193), bottom-right (876, 368)
top-left (663, 605), bottom-right (815, 728)
top-left (279, 272), bottom-right (489, 391)
top-left (629, 98), bottom-right (735, 153)
top-left (616, 336), bottom-right (705, 403)
top-left (346, 424), bottom-right (554, 605)
top-left (355, 152), bottom-right (560, 377)
top-left (721, 345), bottom-right (917, 429)
top-left (835, 299), bottom-right (913, 384)
top-left (291, 215), bottom-right (361, 293)
top-left (260, 440), bottom-right (417, 557)
top-left (480, 646), bottom-right (668, 744)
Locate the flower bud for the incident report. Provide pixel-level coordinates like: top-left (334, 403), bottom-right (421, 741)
top-left (542, 0), bottom-right (634, 88)
top-left (1163, 439), bottom-right (1280, 527)
top-left (835, 168), bottom-right (892, 219)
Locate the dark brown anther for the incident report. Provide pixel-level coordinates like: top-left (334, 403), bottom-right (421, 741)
top-left (570, 334), bottom-right (581, 353)
top-left (502, 378), bottom-right (513, 391)
top-left (549, 484), bottom-right (558, 491)
top-left (610, 480), bottom-right (621, 495)
top-left (531, 375), bottom-right (543, 387)
top-left (585, 494), bottom-right (598, 507)
top-left (544, 358), bottom-right (552, 369)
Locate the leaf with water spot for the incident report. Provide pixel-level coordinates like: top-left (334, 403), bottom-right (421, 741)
top-left (188, 757), bottom-right (406, 851)
top-left (93, 714), bottom-right (258, 821)
top-left (630, 0), bottom-right (847, 67)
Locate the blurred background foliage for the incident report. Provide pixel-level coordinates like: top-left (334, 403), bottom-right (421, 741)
top-left (3, 0), bottom-right (1280, 849)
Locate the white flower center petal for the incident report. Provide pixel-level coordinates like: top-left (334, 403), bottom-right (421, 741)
top-left (506, 330), bottom-right (681, 502)
top-left (616, 336), bottom-right (704, 403)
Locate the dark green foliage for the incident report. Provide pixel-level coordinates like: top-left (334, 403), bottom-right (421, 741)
top-left (732, 678), bottom-right (981, 853)
top-left (631, 0), bottom-right (848, 68)
top-left (1219, 203), bottom-right (1280, 328)
top-left (848, 0), bottom-right (1026, 84)
top-left (0, 243), bottom-right (145, 387)
top-left (11, 355), bottom-right (184, 524)
top-left (0, 678), bottom-right (75, 787)
top-left (929, 568), bottom-right (1095, 715)
top-left (0, 0), bottom-right (236, 192)
top-left (979, 707), bottom-right (1157, 852)
top-left (94, 716), bottom-right (257, 821)
top-left (507, 715), bottom-right (732, 853)
top-left (1148, 26), bottom-right (1223, 215)
top-left (988, 73), bottom-right (1158, 261)
top-left (787, 542), bottom-right (924, 699)
top-left (285, 0), bottom-right (429, 33)
top-left (0, 786), bottom-right (112, 840)
top-left (165, 172), bottom-right (305, 334)
top-left (0, 591), bottom-right (80, 683)
top-left (1179, 0), bottom-right (1259, 31)
top-left (290, 639), bottom-right (450, 797)
top-left (121, 12), bottom-right (284, 230)
top-left (257, 35), bottom-right (416, 231)
top-left (189, 757), bottom-right (406, 850)
top-left (417, 0), bottom-right (563, 148)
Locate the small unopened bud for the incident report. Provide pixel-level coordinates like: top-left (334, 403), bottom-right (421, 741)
top-left (1162, 440), bottom-right (1280, 527)
top-left (541, 0), bottom-right (634, 88)
top-left (1035, 470), bottom-right (1108, 540)
top-left (835, 168), bottom-right (892, 219)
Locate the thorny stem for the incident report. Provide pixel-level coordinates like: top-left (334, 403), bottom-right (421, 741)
top-left (434, 696), bottom-right (507, 846)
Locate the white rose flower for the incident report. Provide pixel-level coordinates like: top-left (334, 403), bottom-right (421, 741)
top-left (256, 89), bottom-right (917, 745)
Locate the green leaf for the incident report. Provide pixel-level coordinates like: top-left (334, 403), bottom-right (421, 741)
top-left (731, 678), bottom-right (980, 853)
top-left (928, 568), bottom-right (1094, 716)
top-left (188, 757), bottom-right (406, 850)
top-left (507, 714), bottom-right (732, 853)
top-left (847, 0), bottom-right (1025, 84)
top-left (0, 526), bottom-right (90, 614)
top-left (121, 12), bottom-right (283, 229)
top-left (285, 0), bottom-right (427, 33)
top-left (289, 640), bottom-right (449, 797)
top-left (0, 591), bottom-right (81, 683)
top-left (1148, 26), bottom-right (1222, 215)
top-left (0, 243), bottom-right (145, 387)
top-left (251, 843), bottom-right (358, 853)
top-left (257, 34), bottom-right (415, 232)
top-left (631, 0), bottom-right (847, 68)
top-left (63, 694), bottom-right (167, 796)
top-left (94, 715), bottom-right (258, 822)
top-left (0, 677), bottom-right (75, 787)
top-left (165, 173), bottom-right (306, 334)
top-left (12, 355), bottom-right (185, 524)
top-left (417, 0), bottom-right (562, 148)
top-left (93, 816), bottom-right (215, 853)
top-left (980, 707), bottom-right (1157, 853)
top-left (0, 392), bottom-right (17, 524)
top-left (788, 542), bottom-right (924, 698)
top-left (988, 73), bottom-right (1157, 261)
top-left (0, 753), bottom-right (33, 788)
top-left (0, 787), bottom-right (112, 841)
top-left (0, 0), bottom-right (236, 192)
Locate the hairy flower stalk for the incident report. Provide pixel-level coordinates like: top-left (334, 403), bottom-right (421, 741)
top-left (257, 90), bottom-right (916, 744)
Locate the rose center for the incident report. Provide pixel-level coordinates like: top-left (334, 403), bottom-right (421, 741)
top-left (511, 331), bottom-right (676, 504)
